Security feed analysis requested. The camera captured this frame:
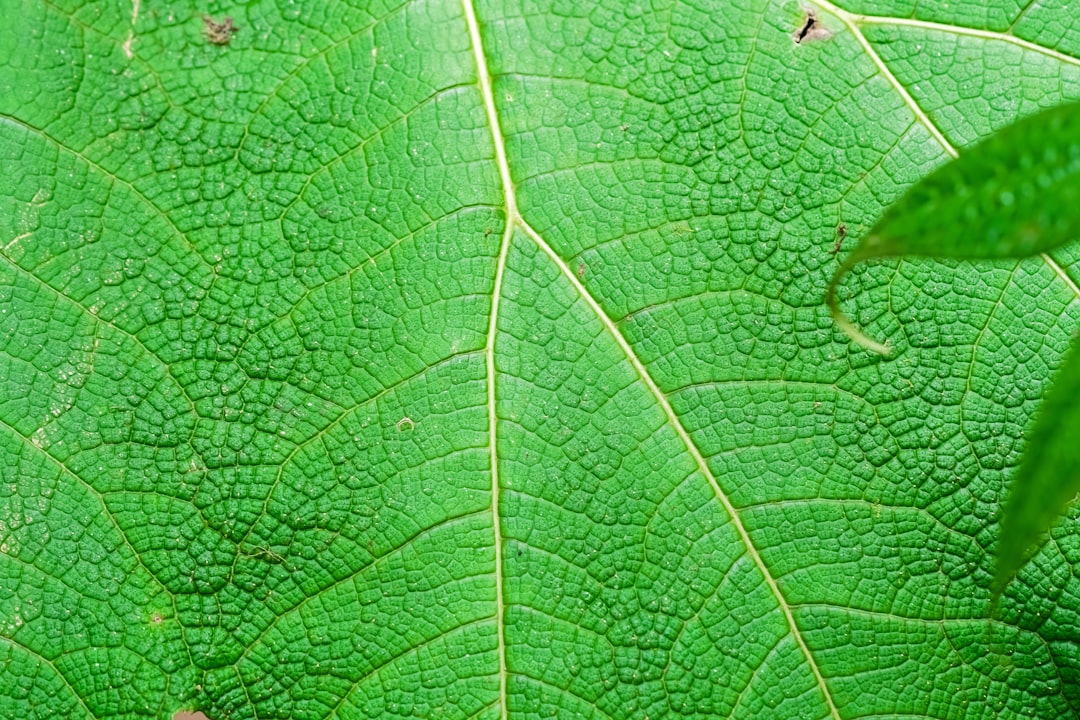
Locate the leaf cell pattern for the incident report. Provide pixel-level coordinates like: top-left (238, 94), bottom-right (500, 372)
top-left (3, 1), bottom-right (1080, 719)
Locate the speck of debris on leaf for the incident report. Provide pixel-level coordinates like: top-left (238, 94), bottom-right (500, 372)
top-left (203, 15), bottom-right (238, 46)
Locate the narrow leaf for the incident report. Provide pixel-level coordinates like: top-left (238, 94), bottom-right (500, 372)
top-left (828, 101), bottom-right (1080, 354)
top-left (996, 338), bottom-right (1080, 593)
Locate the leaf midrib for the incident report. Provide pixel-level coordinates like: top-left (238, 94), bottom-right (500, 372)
top-left (463, 0), bottom-right (513, 716)
top-left (461, 1), bottom-right (843, 718)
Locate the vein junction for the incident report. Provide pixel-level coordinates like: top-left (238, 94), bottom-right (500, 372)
top-left (462, 0), bottom-right (842, 717)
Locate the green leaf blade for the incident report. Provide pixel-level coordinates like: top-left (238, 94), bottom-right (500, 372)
top-left (996, 338), bottom-right (1080, 593)
top-left (5, 1), bottom-right (1080, 718)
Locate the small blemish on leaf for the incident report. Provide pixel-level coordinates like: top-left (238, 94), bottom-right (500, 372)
top-left (396, 417), bottom-right (414, 432)
top-left (203, 16), bottom-right (238, 46)
top-left (832, 223), bottom-right (847, 255)
top-left (173, 712), bottom-right (210, 720)
top-left (249, 546), bottom-right (286, 563)
top-left (793, 10), bottom-right (832, 44)
top-left (151, 613), bottom-right (163, 625)
top-left (576, 262), bottom-right (586, 279)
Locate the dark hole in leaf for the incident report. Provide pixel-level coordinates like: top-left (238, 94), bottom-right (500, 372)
top-left (794, 12), bottom-right (816, 43)
top-left (793, 10), bottom-right (832, 44)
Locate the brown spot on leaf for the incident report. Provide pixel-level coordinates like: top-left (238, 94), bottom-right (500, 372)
top-left (832, 223), bottom-right (847, 255)
top-left (203, 16), bottom-right (238, 46)
top-left (173, 713), bottom-right (210, 720)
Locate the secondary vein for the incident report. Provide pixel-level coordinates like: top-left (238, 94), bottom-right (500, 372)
top-left (519, 223), bottom-right (844, 720)
top-left (462, 0), bottom-right (844, 716)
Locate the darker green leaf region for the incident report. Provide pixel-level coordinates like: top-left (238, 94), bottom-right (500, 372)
top-left (996, 337), bottom-right (1080, 593)
top-left (862, 100), bottom-right (1080, 261)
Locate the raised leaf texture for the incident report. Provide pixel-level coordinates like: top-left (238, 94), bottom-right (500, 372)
top-left (820, 97), bottom-right (1080, 583)
top-left (3, 1), bottom-right (1080, 719)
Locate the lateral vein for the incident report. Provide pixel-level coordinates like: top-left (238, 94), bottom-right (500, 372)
top-left (518, 223), bottom-right (843, 720)
top-left (465, 0), bottom-right (841, 715)
top-left (853, 12), bottom-right (1080, 70)
top-left (810, 0), bottom-right (958, 157)
top-left (463, 0), bottom-right (516, 220)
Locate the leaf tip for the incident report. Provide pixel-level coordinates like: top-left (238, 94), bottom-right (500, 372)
top-left (829, 303), bottom-right (893, 356)
top-left (826, 244), bottom-right (892, 357)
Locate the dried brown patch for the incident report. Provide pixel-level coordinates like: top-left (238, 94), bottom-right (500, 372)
top-left (203, 16), bottom-right (238, 46)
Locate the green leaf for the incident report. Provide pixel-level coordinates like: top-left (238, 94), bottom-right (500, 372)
top-left (4, 1), bottom-right (1080, 719)
top-left (828, 100), bottom-right (1080, 354)
top-left (818, 86), bottom-right (1080, 595)
top-left (996, 338), bottom-right (1080, 593)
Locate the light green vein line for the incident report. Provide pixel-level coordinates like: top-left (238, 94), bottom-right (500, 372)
top-left (463, 0), bottom-right (517, 220)
top-left (0, 252), bottom-right (200, 414)
top-left (811, 0), bottom-right (1080, 304)
top-left (462, 0), bottom-right (511, 717)
top-left (0, 417), bottom-right (192, 673)
top-left (810, 0), bottom-right (959, 156)
top-left (483, 230), bottom-right (511, 720)
top-left (518, 221), bottom-right (843, 720)
top-left (0, 635), bottom-right (97, 720)
top-left (852, 12), bottom-right (1080, 69)
top-left (1042, 252), bottom-right (1080, 300)
top-left (0, 113), bottom-right (216, 278)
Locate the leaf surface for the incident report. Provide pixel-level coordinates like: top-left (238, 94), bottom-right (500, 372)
top-left (820, 95), bottom-right (1080, 586)
top-left (3, 1), bottom-right (1080, 719)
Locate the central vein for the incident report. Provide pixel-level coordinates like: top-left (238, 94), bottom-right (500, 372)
top-left (463, 1), bottom-right (841, 718)
top-left (462, 1), bottom-right (512, 718)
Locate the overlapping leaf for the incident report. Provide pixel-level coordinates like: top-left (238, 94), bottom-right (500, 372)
top-left (826, 99), bottom-right (1080, 592)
